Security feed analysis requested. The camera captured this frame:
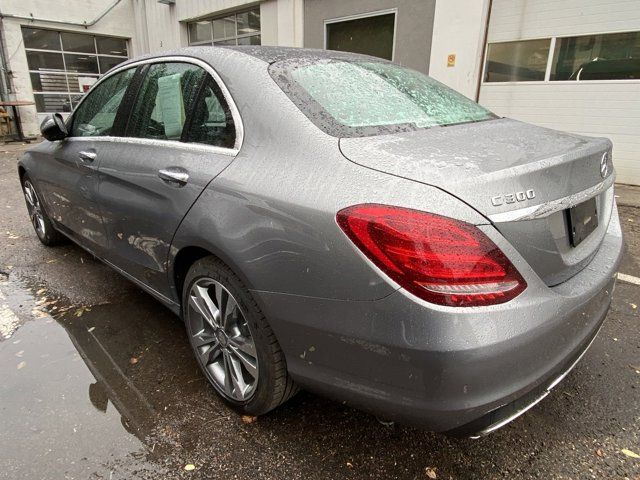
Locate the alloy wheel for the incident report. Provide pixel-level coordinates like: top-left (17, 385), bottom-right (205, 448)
top-left (23, 180), bottom-right (46, 237)
top-left (186, 277), bottom-right (259, 401)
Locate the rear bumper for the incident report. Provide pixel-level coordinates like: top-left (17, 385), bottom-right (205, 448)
top-left (447, 318), bottom-right (603, 437)
top-left (253, 205), bottom-right (623, 434)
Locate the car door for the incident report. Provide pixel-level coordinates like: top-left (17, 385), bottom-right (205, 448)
top-left (96, 59), bottom-right (240, 298)
top-left (36, 67), bottom-right (137, 254)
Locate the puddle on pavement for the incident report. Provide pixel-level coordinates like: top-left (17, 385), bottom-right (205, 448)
top-left (0, 277), bottom-right (228, 479)
top-left (0, 275), bottom-right (405, 479)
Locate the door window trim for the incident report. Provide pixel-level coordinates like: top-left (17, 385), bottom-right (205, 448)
top-left (66, 55), bottom-right (244, 155)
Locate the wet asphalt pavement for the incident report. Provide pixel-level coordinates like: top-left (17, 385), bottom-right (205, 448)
top-left (0, 142), bottom-right (639, 480)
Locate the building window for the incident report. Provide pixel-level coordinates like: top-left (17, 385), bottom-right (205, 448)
top-left (187, 8), bottom-right (261, 46)
top-left (484, 39), bottom-right (551, 82)
top-left (324, 10), bottom-right (396, 61)
top-left (484, 31), bottom-right (640, 83)
top-left (22, 27), bottom-right (129, 113)
top-left (551, 31), bottom-right (640, 81)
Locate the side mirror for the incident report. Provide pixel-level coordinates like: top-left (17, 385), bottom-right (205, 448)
top-left (40, 113), bottom-right (68, 141)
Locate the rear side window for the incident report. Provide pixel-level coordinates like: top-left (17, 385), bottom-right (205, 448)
top-left (70, 67), bottom-right (135, 137)
top-left (127, 62), bottom-right (204, 140)
top-left (183, 75), bottom-right (236, 149)
top-left (270, 59), bottom-right (496, 138)
top-left (126, 61), bottom-right (236, 148)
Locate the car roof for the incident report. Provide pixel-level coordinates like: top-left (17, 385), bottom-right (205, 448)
top-left (114, 45), bottom-right (385, 71)
top-left (222, 45), bottom-right (386, 64)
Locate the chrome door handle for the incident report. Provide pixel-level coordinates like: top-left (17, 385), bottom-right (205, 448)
top-left (158, 168), bottom-right (189, 186)
top-left (78, 150), bottom-right (97, 162)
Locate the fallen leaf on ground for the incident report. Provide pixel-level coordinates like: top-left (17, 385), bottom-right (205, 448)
top-left (596, 448), bottom-right (605, 457)
top-left (129, 357), bottom-right (139, 365)
top-left (184, 464), bottom-right (195, 471)
top-left (425, 467), bottom-right (437, 479)
top-left (622, 449), bottom-right (640, 459)
top-left (17, 361), bottom-right (26, 370)
top-left (241, 415), bottom-right (257, 424)
top-left (631, 303), bottom-right (637, 310)
top-left (346, 462), bottom-right (353, 469)
top-left (31, 308), bottom-right (48, 318)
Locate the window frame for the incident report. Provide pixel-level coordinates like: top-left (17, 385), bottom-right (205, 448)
top-left (65, 56), bottom-right (244, 155)
top-left (21, 26), bottom-right (130, 114)
top-left (323, 8), bottom-right (398, 62)
top-left (482, 29), bottom-right (640, 86)
top-left (482, 38), bottom-right (552, 83)
top-left (187, 7), bottom-right (261, 47)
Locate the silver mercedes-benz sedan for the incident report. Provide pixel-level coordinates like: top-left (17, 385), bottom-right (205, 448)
top-left (18, 46), bottom-right (623, 436)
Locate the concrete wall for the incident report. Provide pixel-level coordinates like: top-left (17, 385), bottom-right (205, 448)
top-left (486, 0), bottom-right (640, 43)
top-left (138, 0), bottom-right (302, 52)
top-left (303, 0), bottom-right (436, 74)
top-left (478, 0), bottom-right (640, 185)
top-left (428, 0), bottom-right (490, 99)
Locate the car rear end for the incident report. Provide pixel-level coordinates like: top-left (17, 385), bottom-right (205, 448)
top-left (264, 52), bottom-right (623, 434)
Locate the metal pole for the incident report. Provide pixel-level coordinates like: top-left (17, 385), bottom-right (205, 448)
top-left (0, 19), bottom-right (11, 102)
top-left (475, 0), bottom-right (493, 102)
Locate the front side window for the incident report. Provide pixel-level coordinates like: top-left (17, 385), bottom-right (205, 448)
top-left (127, 63), bottom-right (205, 141)
top-left (484, 39), bottom-right (551, 82)
top-left (70, 67), bottom-right (135, 137)
top-left (271, 59), bottom-right (495, 137)
top-left (551, 31), bottom-right (640, 81)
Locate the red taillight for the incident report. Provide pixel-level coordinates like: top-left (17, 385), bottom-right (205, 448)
top-left (336, 204), bottom-right (526, 307)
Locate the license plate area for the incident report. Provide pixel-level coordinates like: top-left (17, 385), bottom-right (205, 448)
top-left (566, 197), bottom-right (598, 247)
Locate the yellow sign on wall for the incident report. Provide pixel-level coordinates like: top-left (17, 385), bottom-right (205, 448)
top-left (447, 54), bottom-right (456, 67)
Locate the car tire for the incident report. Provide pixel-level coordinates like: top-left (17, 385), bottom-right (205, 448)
top-left (182, 256), bottom-right (298, 416)
top-left (21, 174), bottom-right (67, 247)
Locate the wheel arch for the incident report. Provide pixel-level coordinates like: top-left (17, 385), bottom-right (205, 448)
top-left (18, 165), bottom-right (27, 181)
top-left (170, 243), bottom-right (257, 306)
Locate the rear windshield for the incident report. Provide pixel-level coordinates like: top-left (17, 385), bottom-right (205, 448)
top-left (270, 59), bottom-right (496, 137)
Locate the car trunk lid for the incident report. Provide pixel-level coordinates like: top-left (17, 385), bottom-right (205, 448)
top-left (339, 118), bottom-right (615, 286)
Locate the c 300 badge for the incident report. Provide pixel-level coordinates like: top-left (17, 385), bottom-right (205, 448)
top-left (491, 189), bottom-right (536, 207)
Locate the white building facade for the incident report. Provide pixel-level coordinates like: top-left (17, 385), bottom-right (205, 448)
top-left (429, 0), bottom-right (640, 185)
top-left (1, 0), bottom-right (638, 184)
